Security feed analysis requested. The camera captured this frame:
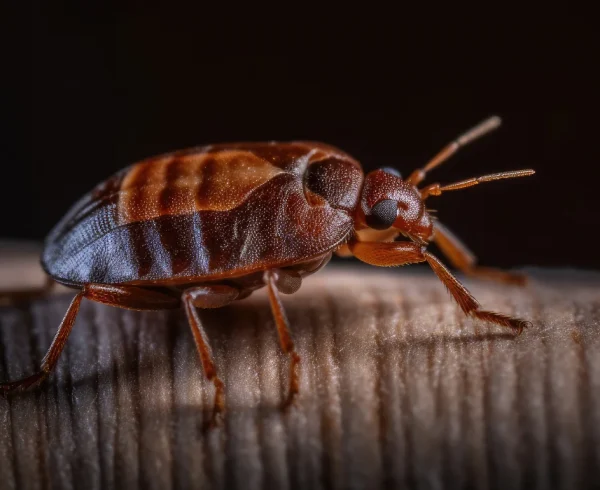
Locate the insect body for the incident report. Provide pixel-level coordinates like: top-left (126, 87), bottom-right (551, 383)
top-left (0, 116), bottom-right (534, 421)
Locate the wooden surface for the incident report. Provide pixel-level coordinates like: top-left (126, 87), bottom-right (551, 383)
top-left (1, 247), bottom-right (600, 490)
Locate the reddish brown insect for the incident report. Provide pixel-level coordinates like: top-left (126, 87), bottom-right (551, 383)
top-left (0, 116), bottom-right (534, 421)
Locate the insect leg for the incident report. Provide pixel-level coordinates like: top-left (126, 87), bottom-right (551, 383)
top-left (349, 240), bottom-right (427, 267)
top-left (433, 221), bottom-right (527, 285)
top-left (1, 284), bottom-right (180, 393)
top-left (182, 285), bottom-right (240, 423)
top-left (349, 239), bottom-right (530, 334)
top-left (1, 290), bottom-right (84, 393)
top-left (264, 270), bottom-right (301, 408)
top-left (424, 252), bottom-right (531, 334)
top-left (83, 284), bottom-right (181, 310)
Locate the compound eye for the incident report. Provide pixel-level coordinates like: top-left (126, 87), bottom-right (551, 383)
top-left (381, 167), bottom-right (401, 178)
top-left (366, 199), bottom-right (398, 230)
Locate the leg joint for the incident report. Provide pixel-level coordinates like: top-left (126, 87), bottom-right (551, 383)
top-left (182, 285), bottom-right (239, 309)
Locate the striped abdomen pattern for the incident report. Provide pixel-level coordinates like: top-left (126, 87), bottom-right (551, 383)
top-left (42, 143), bottom-right (364, 286)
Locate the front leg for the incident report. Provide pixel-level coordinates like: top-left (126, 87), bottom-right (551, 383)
top-left (349, 240), bottom-right (427, 267)
top-left (433, 221), bottom-right (527, 286)
top-left (349, 239), bottom-right (530, 334)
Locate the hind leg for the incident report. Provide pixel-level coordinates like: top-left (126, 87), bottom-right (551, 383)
top-left (1, 284), bottom-right (180, 393)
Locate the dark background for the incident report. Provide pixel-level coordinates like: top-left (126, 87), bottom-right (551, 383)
top-left (2, 6), bottom-right (598, 269)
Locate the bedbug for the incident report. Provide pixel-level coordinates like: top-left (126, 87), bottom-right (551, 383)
top-left (0, 116), bottom-right (534, 421)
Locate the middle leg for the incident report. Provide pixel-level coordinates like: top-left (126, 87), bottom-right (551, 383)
top-left (181, 285), bottom-right (240, 421)
top-left (264, 269), bottom-right (302, 408)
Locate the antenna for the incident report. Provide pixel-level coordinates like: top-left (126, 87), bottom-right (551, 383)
top-left (407, 116), bottom-right (502, 186)
top-left (421, 169), bottom-right (535, 199)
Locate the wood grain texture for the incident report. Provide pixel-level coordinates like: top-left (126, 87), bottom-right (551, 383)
top-left (1, 250), bottom-right (600, 490)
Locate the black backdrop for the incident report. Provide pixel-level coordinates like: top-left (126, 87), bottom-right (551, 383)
top-left (2, 6), bottom-right (598, 269)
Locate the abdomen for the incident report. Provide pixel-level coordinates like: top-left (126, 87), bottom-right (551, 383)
top-left (42, 143), bottom-right (362, 286)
